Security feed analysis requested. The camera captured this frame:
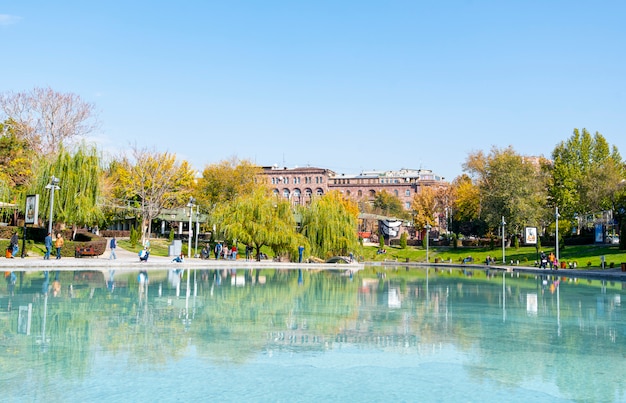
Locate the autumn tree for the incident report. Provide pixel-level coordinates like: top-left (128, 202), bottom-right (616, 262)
top-left (411, 186), bottom-right (438, 229)
top-left (109, 147), bottom-right (196, 243)
top-left (213, 188), bottom-right (303, 260)
top-left (299, 190), bottom-right (360, 259)
top-left (0, 87), bottom-right (98, 154)
top-left (195, 158), bottom-right (265, 209)
top-left (450, 174), bottom-right (483, 236)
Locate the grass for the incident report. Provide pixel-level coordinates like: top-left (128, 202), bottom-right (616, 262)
top-left (361, 243), bottom-right (626, 270)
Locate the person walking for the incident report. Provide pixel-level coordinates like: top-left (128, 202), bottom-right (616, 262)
top-left (54, 233), bottom-right (64, 259)
top-left (109, 236), bottom-right (117, 260)
top-left (44, 232), bottom-right (53, 260)
top-left (10, 232), bottom-right (18, 258)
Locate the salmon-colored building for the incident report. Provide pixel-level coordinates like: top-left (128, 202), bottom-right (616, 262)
top-left (262, 165), bottom-right (448, 210)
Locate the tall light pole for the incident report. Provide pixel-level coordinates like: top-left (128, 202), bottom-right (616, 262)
top-left (555, 207), bottom-right (560, 264)
top-left (187, 197), bottom-right (195, 258)
top-left (501, 216), bottom-right (506, 263)
top-left (194, 205), bottom-right (200, 258)
top-left (425, 223), bottom-right (432, 263)
top-left (45, 176), bottom-right (60, 235)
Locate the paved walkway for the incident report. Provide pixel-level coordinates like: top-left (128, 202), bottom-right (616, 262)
top-left (0, 241), bottom-right (363, 272)
top-left (1, 240), bottom-right (624, 279)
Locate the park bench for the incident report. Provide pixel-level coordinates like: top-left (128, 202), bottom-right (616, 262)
top-left (75, 246), bottom-right (98, 258)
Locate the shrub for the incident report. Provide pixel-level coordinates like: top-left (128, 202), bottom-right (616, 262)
top-left (130, 226), bottom-right (140, 247)
top-left (399, 232), bottom-right (407, 249)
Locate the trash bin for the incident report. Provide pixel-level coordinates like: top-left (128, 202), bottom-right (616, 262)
top-left (621, 263), bottom-right (626, 272)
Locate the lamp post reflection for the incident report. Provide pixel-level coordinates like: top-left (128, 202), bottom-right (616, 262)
top-left (187, 197), bottom-right (195, 259)
top-left (501, 216), bottom-right (506, 263)
top-left (555, 207), bottom-right (560, 264)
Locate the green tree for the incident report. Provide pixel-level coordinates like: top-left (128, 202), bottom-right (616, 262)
top-left (463, 146), bottom-right (549, 238)
top-left (213, 188), bottom-right (303, 260)
top-left (299, 190), bottom-right (360, 258)
top-left (549, 128), bottom-right (624, 227)
top-left (372, 190), bottom-right (409, 219)
top-left (0, 119), bottom-right (34, 193)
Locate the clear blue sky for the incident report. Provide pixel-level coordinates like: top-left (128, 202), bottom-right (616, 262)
top-left (1, 1), bottom-right (625, 181)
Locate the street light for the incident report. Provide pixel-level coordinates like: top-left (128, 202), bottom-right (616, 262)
top-left (45, 176), bottom-right (60, 235)
top-left (424, 223), bottom-right (432, 263)
top-left (555, 207), bottom-right (560, 264)
top-left (186, 197), bottom-right (195, 258)
top-left (501, 216), bottom-right (506, 263)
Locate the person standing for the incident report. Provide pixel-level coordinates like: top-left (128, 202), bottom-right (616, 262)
top-left (10, 232), bottom-right (18, 258)
top-left (44, 232), bottom-right (53, 260)
top-left (298, 245), bottom-right (304, 263)
top-left (109, 236), bottom-right (117, 260)
top-left (54, 233), bottom-right (64, 259)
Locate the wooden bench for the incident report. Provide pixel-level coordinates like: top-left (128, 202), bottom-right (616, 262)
top-left (75, 246), bottom-right (98, 258)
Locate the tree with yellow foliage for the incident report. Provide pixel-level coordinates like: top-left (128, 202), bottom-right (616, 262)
top-left (108, 146), bottom-right (196, 243)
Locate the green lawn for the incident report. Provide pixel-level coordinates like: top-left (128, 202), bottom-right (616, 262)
top-left (361, 243), bottom-right (626, 270)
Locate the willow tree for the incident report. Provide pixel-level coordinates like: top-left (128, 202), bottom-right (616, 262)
top-left (30, 144), bottom-right (103, 236)
top-left (213, 188), bottom-right (303, 260)
top-left (299, 190), bottom-right (360, 259)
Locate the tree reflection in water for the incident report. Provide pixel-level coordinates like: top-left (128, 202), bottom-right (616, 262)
top-left (0, 268), bottom-right (624, 402)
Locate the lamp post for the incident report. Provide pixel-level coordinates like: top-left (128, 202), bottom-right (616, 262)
top-left (425, 223), bottom-right (432, 263)
top-left (501, 216), bottom-right (506, 263)
top-left (45, 176), bottom-right (61, 235)
top-left (187, 197), bottom-right (195, 258)
top-left (194, 205), bottom-right (199, 258)
top-left (555, 207), bottom-right (560, 263)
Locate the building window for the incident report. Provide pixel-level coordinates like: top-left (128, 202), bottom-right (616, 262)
top-left (405, 202), bottom-right (411, 209)
top-left (394, 190), bottom-right (398, 197)
top-left (405, 189), bottom-right (410, 196)
top-left (357, 190), bottom-right (362, 197)
top-left (283, 189), bottom-right (290, 198)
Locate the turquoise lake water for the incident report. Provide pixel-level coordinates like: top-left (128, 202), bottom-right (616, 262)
top-left (1, 267), bottom-right (624, 402)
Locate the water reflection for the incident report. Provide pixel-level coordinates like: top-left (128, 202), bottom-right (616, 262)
top-left (0, 267), bottom-right (624, 402)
